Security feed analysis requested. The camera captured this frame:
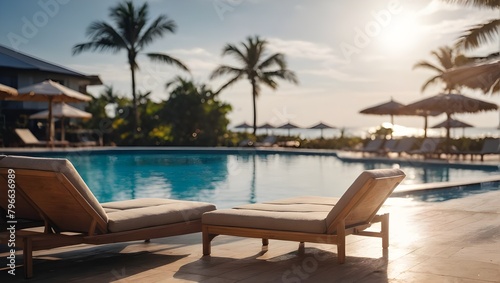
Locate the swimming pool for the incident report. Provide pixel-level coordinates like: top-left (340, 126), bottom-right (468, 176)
top-left (20, 148), bottom-right (499, 208)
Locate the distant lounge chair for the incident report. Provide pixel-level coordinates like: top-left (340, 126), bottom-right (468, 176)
top-left (15, 128), bottom-right (69, 147)
top-left (409, 138), bottom-right (441, 159)
top-left (0, 155), bottom-right (216, 278)
top-left (386, 137), bottom-right (417, 156)
top-left (354, 138), bottom-right (385, 156)
top-left (255, 136), bottom-right (277, 147)
top-left (202, 168), bottom-right (406, 264)
top-left (463, 138), bottom-right (500, 161)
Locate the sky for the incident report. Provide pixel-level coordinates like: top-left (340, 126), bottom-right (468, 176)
top-left (0, 0), bottom-right (499, 133)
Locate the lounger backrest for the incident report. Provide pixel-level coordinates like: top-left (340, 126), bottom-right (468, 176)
top-left (364, 139), bottom-right (384, 151)
top-left (418, 138), bottom-right (440, 153)
top-left (15, 129), bottom-right (40, 144)
top-left (394, 137), bottom-right (417, 152)
top-left (326, 168), bottom-right (405, 233)
top-left (481, 138), bottom-right (500, 154)
top-left (0, 155), bottom-right (109, 234)
top-left (0, 155), bottom-right (43, 221)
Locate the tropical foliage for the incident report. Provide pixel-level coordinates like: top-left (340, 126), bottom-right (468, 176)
top-left (210, 35), bottom-right (298, 135)
top-left (441, 0), bottom-right (500, 50)
top-left (413, 46), bottom-right (469, 93)
top-left (73, 1), bottom-right (189, 134)
top-left (84, 79), bottom-right (231, 146)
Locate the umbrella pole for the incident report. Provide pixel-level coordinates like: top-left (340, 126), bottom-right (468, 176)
top-left (61, 117), bottom-right (65, 141)
top-left (48, 97), bottom-right (54, 148)
top-left (423, 116), bottom-right (428, 138)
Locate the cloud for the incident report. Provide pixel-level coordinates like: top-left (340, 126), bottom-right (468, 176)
top-left (417, 0), bottom-right (461, 15)
top-left (267, 38), bottom-right (343, 63)
top-left (301, 67), bottom-right (376, 82)
top-left (169, 47), bottom-right (214, 57)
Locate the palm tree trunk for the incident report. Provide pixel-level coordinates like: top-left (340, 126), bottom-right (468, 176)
top-left (130, 64), bottom-right (139, 133)
top-left (251, 79), bottom-right (257, 135)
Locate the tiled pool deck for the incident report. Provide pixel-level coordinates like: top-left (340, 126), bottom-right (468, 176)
top-left (0, 147), bottom-right (499, 282)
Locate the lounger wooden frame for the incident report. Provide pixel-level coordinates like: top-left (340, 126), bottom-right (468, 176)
top-left (0, 167), bottom-right (207, 278)
top-left (202, 170), bottom-right (405, 263)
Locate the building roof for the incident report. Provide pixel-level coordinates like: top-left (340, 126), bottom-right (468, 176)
top-left (0, 44), bottom-right (102, 85)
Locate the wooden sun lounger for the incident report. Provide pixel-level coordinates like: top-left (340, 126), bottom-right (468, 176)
top-left (202, 169), bottom-right (405, 263)
top-left (15, 128), bottom-right (69, 147)
top-left (0, 155), bottom-right (216, 278)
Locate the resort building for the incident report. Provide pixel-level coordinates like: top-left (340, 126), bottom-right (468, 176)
top-left (0, 44), bottom-right (101, 146)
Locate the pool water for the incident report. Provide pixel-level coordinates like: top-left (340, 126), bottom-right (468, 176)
top-left (43, 151), bottom-right (500, 208)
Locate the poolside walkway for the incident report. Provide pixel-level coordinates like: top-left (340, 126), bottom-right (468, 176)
top-left (1, 189), bottom-right (500, 282)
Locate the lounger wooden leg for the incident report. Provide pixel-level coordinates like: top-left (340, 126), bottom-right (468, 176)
top-left (381, 214), bottom-right (389, 249)
top-left (202, 226), bottom-right (218, 256)
top-left (298, 242), bottom-right (305, 253)
top-left (144, 239), bottom-right (150, 243)
top-left (23, 237), bottom-right (33, 279)
top-left (337, 220), bottom-right (346, 264)
top-left (262, 238), bottom-right (269, 246)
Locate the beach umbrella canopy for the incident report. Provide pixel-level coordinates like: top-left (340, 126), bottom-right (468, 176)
top-left (431, 117), bottom-right (473, 138)
top-left (29, 102), bottom-right (92, 119)
top-left (234, 122), bottom-right (253, 133)
top-left (257, 123), bottom-right (275, 135)
top-left (359, 98), bottom-right (406, 138)
top-left (359, 98), bottom-right (405, 127)
top-left (442, 58), bottom-right (500, 94)
top-left (308, 122), bottom-right (335, 138)
top-left (234, 122), bottom-right (252, 129)
top-left (0, 83), bottom-right (18, 99)
top-left (30, 102), bottom-right (92, 141)
top-left (278, 122), bottom-right (301, 136)
top-left (11, 80), bottom-right (92, 146)
top-left (404, 93), bottom-right (497, 152)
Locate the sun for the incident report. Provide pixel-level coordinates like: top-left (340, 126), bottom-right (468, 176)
top-left (378, 13), bottom-right (421, 52)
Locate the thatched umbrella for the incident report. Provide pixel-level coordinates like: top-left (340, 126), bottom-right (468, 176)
top-left (431, 117), bottom-right (473, 138)
top-left (257, 123), bottom-right (275, 135)
top-left (404, 93), bottom-right (497, 152)
top-left (360, 98), bottom-right (407, 138)
top-left (308, 122), bottom-right (335, 138)
top-left (359, 98), bottom-right (405, 126)
top-left (278, 122), bottom-right (301, 136)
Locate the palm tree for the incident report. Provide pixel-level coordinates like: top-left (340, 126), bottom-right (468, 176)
top-left (413, 46), bottom-right (469, 93)
top-left (441, 0), bottom-right (499, 50)
top-left (210, 35), bottom-right (298, 135)
top-left (73, 1), bottom-right (189, 133)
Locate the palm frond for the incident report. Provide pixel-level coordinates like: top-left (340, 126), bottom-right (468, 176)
top-left (147, 53), bottom-right (190, 72)
top-left (262, 70), bottom-right (299, 85)
top-left (258, 53), bottom-right (286, 70)
top-left (455, 19), bottom-right (500, 50)
top-left (421, 75), bottom-right (443, 92)
top-left (210, 65), bottom-right (244, 80)
top-left (222, 43), bottom-right (248, 65)
top-left (258, 76), bottom-right (278, 90)
top-left (440, 0), bottom-right (500, 9)
top-left (139, 15), bottom-right (176, 48)
top-left (433, 47), bottom-right (454, 69)
top-left (215, 74), bottom-right (244, 94)
top-left (413, 60), bottom-right (445, 73)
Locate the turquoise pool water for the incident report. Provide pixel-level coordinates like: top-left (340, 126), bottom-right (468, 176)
top-left (27, 149), bottom-right (500, 208)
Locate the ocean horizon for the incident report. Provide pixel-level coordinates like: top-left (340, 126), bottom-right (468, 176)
top-left (233, 125), bottom-right (500, 140)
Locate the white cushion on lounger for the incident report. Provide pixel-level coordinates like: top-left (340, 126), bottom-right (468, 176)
top-left (103, 198), bottom-right (216, 233)
top-left (203, 196), bottom-right (340, 234)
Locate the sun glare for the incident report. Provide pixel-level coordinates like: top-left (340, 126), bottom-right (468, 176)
top-left (378, 14), bottom-right (421, 52)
